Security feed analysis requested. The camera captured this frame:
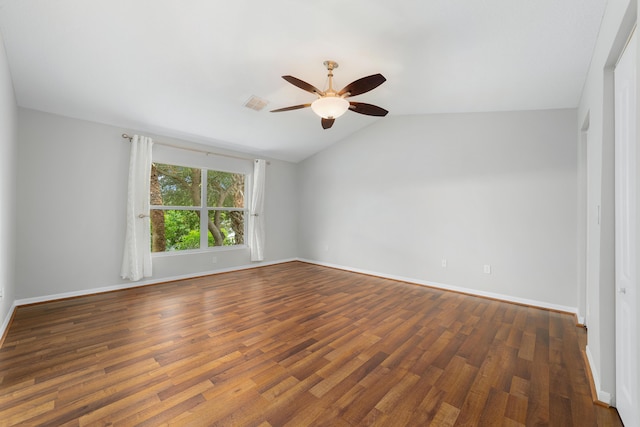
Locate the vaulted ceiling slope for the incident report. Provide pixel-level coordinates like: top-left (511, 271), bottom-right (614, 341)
top-left (0, 0), bottom-right (606, 162)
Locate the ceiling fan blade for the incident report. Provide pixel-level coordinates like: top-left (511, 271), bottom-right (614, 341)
top-left (338, 74), bottom-right (386, 97)
top-left (349, 102), bottom-right (389, 117)
top-left (321, 118), bottom-right (335, 129)
top-left (270, 103), bottom-right (311, 113)
top-left (282, 75), bottom-right (324, 96)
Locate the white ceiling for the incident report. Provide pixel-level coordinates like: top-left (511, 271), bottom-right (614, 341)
top-left (0, 0), bottom-right (607, 162)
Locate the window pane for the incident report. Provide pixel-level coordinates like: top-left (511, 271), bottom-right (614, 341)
top-left (150, 209), bottom-right (201, 252)
top-left (152, 163), bottom-right (202, 207)
top-left (208, 210), bottom-right (244, 246)
top-left (207, 171), bottom-right (244, 208)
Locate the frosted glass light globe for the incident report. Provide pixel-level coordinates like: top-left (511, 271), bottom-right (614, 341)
top-left (311, 96), bottom-right (350, 119)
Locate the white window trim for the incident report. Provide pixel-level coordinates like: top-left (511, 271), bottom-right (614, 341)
top-left (151, 243), bottom-right (248, 258)
top-left (150, 164), bottom-right (250, 254)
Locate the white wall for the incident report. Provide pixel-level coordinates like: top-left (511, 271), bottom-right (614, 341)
top-left (577, 0), bottom-right (637, 403)
top-left (15, 108), bottom-right (298, 300)
top-left (298, 109), bottom-right (578, 309)
top-left (0, 31), bottom-right (17, 332)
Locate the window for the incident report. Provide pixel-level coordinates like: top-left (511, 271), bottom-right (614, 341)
top-left (150, 163), bottom-right (246, 252)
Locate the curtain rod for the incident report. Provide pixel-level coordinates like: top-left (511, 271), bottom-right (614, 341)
top-left (121, 133), bottom-right (268, 164)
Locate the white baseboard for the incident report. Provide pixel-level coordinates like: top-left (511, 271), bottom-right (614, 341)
top-left (298, 258), bottom-right (578, 315)
top-left (585, 345), bottom-right (612, 405)
top-left (0, 300), bottom-right (18, 343)
top-left (13, 258), bottom-right (298, 308)
top-left (3, 257), bottom-right (578, 348)
top-left (0, 259), bottom-right (294, 343)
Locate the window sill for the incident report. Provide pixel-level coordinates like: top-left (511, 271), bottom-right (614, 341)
top-left (151, 245), bottom-right (249, 258)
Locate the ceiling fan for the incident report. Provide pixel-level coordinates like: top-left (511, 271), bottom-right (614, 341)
top-left (271, 60), bottom-right (388, 129)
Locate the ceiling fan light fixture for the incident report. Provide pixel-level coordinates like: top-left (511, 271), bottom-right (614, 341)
top-left (311, 96), bottom-right (349, 119)
top-left (272, 60), bottom-right (387, 129)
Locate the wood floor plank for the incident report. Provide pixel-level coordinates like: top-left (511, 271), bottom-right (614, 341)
top-left (0, 261), bottom-right (623, 426)
top-left (431, 401), bottom-right (461, 427)
top-left (374, 370), bottom-right (421, 413)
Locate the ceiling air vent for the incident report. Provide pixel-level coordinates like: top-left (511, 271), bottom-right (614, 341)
top-left (244, 95), bottom-right (269, 112)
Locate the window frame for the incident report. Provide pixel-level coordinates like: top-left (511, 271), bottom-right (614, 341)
top-left (150, 163), bottom-right (249, 255)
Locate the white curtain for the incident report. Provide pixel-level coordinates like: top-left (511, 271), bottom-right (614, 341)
top-left (249, 159), bottom-right (266, 261)
top-left (121, 135), bottom-right (153, 281)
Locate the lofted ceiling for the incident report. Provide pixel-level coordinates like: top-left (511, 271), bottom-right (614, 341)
top-left (0, 0), bottom-right (606, 162)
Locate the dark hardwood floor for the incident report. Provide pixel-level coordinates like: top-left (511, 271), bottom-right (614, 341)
top-left (0, 261), bottom-right (623, 426)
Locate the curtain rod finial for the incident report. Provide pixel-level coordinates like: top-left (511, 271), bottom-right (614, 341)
top-left (122, 133), bottom-right (133, 141)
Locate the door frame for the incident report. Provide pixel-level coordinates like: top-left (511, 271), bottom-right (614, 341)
top-left (613, 26), bottom-right (638, 427)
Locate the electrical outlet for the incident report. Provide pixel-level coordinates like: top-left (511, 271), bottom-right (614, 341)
top-left (212, 256), bottom-right (217, 264)
top-left (484, 265), bottom-right (491, 274)
top-left (441, 259), bottom-right (447, 267)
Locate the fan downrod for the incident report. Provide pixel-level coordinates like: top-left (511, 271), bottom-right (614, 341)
top-left (323, 61), bottom-right (340, 94)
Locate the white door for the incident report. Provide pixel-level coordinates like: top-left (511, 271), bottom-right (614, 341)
top-left (614, 29), bottom-right (638, 427)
